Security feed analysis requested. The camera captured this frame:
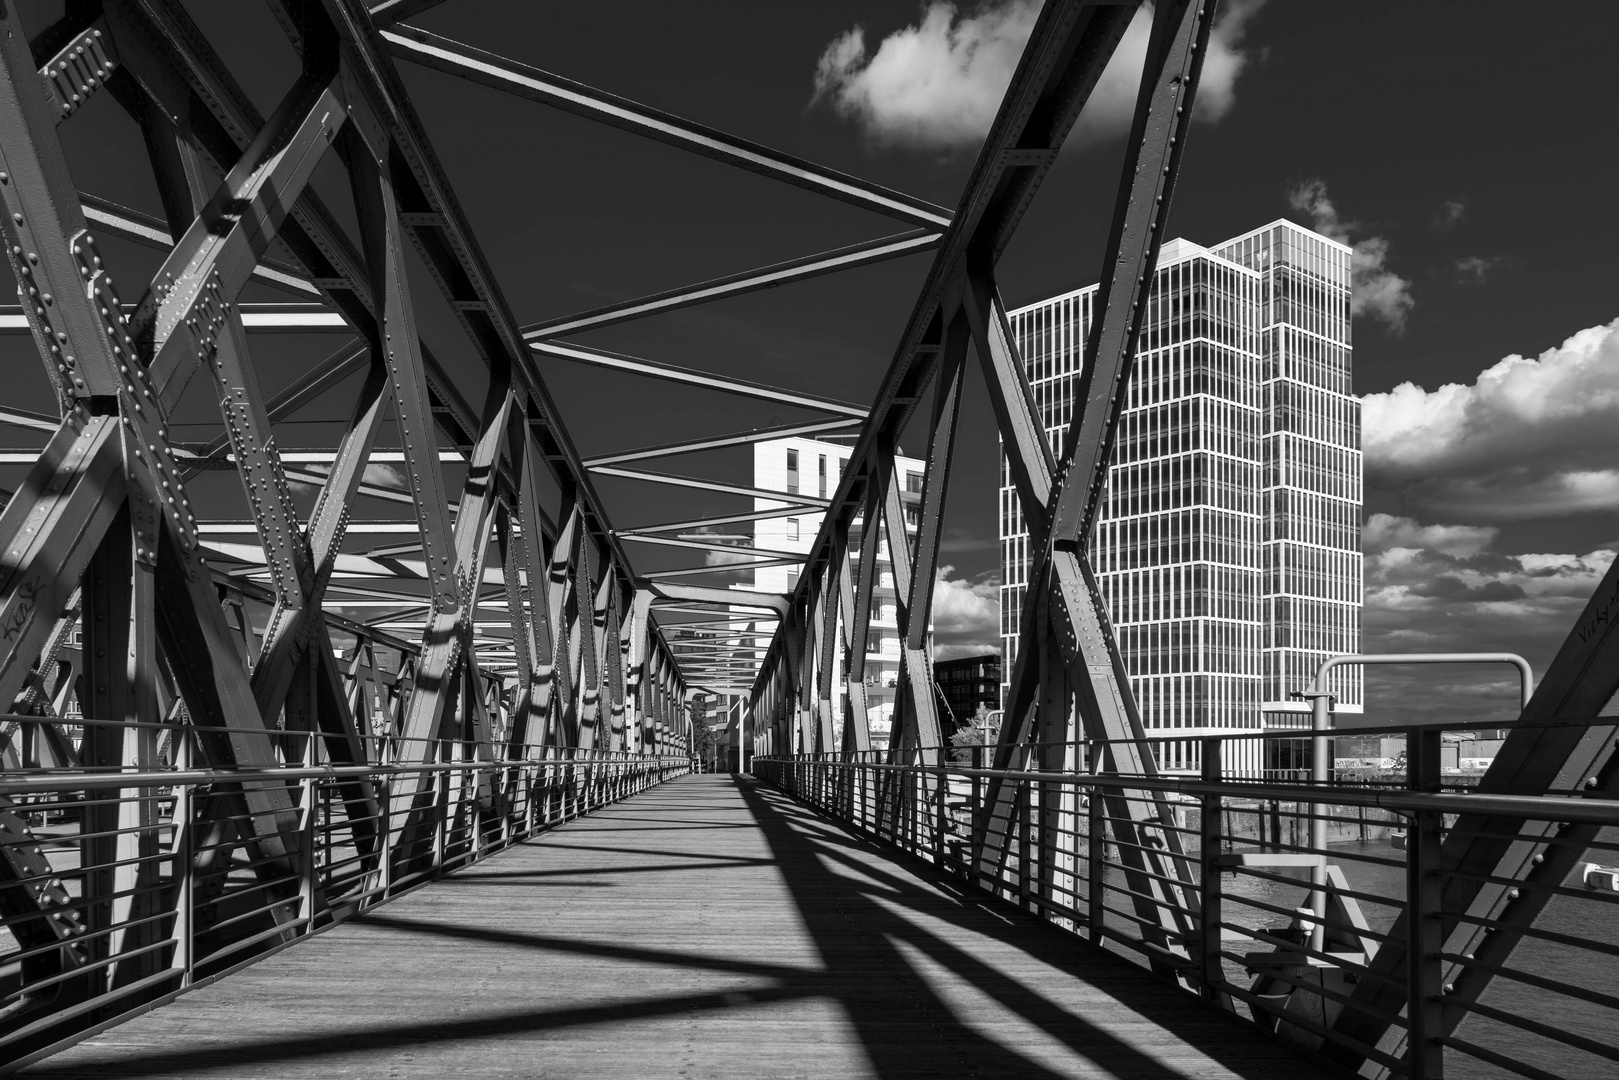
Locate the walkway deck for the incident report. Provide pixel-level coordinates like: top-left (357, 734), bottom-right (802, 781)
top-left (24, 775), bottom-right (1306, 1079)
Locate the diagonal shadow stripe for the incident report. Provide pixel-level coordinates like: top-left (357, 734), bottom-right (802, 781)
top-left (358, 912), bottom-right (817, 982)
top-left (734, 775), bottom-right (1307, 1080)
top-left (18, 985), bottom-right (818, 1078)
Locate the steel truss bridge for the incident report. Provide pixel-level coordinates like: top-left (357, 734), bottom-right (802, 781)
top-left (0, 1), bottom-right (1612, 1077)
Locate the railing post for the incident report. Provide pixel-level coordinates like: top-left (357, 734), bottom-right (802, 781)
top-left (300, 775), bottom-right (318, 933)
top-left (1406, 727), bottom-right (1446, 1079)
top-left (171, 775), bottom-right (195, 986)
top-left (857, 757), bottom-right (866, 831)
top-left (376, 771), bottom-right (394, 901)
top-left (1017, 780), bottom-right (1032, 909)
top-left (434, 759), bottom-right (449, 872)
top-left (1088, 743), bottom-right (1105, 946)
top-left (934, 761), bottom-right (947, 867)
top-left (1200, 738), bottom-right (1224, 1002)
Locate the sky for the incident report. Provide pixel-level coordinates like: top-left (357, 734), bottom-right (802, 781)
top-left (4, 1), bottom-right (1618, 724)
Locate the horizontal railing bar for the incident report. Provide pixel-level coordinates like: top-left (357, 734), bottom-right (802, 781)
top-left (1441, 1034), bottom-right (1562, 1080)
top-left (763, 758), bottom-right (1619, 826)
top-left (0, 758), bottom-right (690, 797)
top-left (1437, 951), bottom-right (1619, 1013)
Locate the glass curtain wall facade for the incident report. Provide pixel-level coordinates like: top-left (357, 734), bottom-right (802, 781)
top-left (1213, 223), bottom-right (1363, 756)
top-left (1001, 224), bottom-right (1362, 776)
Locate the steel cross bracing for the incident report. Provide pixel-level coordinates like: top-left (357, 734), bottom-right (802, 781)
top-left (0, 0), bottom-right (966, 1056)
top-left (740, 0), bottom-right (1214, 973)
top-left (0, 0), bottom-right (1606, 1074)
top-left (734, 4), bottom-right (1619, 1079)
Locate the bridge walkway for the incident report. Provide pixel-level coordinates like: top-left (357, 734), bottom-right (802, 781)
top-left (23, 774), bottom-right (1306, 1079)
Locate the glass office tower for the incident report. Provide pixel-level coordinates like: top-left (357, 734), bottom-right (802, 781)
top-left (1213, 223), bottom-right (1363, 757)
top-left (1000, 223), bottom-right (1362, 776)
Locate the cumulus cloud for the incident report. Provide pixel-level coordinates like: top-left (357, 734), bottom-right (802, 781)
top-left (1363, 513), bottom-right (1496, 558)
top-left (1288, 179), bottom-right (1413, 331)
top-left (929, 564), bottom-right (1001, 659)
top-left (1360, 514), bottom-right (1614, 725)
top-left (811, 0), bottom-right (1264, 152)
top-left (935, 641), bottom-right (1002, 662)
top-left (1363, 318), bottom-right (1619, 521)
top-left (932, 564), bottom-right (999, 633)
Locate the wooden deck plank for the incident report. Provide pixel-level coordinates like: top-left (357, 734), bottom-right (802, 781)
top-left (22, 775), bottom-right (1307, 1079)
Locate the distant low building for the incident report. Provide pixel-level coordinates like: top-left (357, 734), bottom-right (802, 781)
top-left (933, 653), bottom-right (1001, 734)
top-left (1334, 732), bottom-right (1503, 774)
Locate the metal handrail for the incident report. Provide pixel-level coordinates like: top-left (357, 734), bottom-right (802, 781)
top-left (1309, 652), bottom-right (1534, 708)
top-left (752, 756), bottom-right (1619, 827)
top-left (755, 726), bottom-right (1619, 1080)
top-left (0, 749), bottom-right (691, 1065)
top-left (0, 754), bottom-right (696, 797)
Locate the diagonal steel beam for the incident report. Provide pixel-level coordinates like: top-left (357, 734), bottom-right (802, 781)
top-left (382, 26), bottom-right (951, 229)
top-left (590, 466), bottom-right (830, 508)
top-left (618, 534), bottom-right (807, 562)
top-left (533, 340), bottom-right (868, 418)
top-left (742, 0), bottom-right (1145, 723)
top-left (520, 231), bottom-right (940, 340)
top-left (1329, 549), bottom-right (1619, 1068)
top-left (980, 0), bottom-right (1215, 973)
top-left (367, 0), bottom-right (451, 28)
top-left (78, 192), bottom-right (323, 298)
top-left (618, 507), bottom-right (822, 537)
top-left (581, 418), bottom-right (858, 468)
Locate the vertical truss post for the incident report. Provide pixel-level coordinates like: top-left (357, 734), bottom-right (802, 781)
top-left (845, 477), bottom-right (885, 754)
top-left (815, 561), bottom-right (841, 755)
top-left (1035, 603), bottom-right (1075, 925)
top-left (629, 590), bottom-right (653, 755)
top-left (547, 506), bottom-right (581, 751)
top-left (603, 573), bottom-right (627, 752)
top-left (575, 534), bottom-right (602, 752)
top-left (496, 505), bottom-right (535, 757)
top-left (795, 590), bottom-right (817, 756)
top-left (79, 507), bottom-right (162, 992)
top-left (879, 450), bottom-right (941, 765)
top-left (371, 193), bottom-right (515, 860)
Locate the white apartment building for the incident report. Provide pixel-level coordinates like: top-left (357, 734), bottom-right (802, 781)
top-left (749, 437), bottom-right (926, 746)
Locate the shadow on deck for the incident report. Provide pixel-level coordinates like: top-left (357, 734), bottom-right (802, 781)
top-left (23, 774), bottom-right (1306, 1079)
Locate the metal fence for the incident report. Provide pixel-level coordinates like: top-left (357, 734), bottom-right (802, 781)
top-left (0, 741), bottom-right (689, 1068)
top-left (756, 721), bottom-right (1619, 1080)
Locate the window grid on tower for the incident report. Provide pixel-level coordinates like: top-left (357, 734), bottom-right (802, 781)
top-left (1001, 224), bottom-right (1360, 776)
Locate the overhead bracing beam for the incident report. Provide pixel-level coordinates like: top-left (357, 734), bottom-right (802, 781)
top-left (521, 232), bottom-right (942, 341)
top-left (382, 26), bottom-right (952, 230)
top-left (534, 341), bottom-right (869, 418)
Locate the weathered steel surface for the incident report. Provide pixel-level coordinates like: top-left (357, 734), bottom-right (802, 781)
top-left (27, 775), bottom-right (1304, 1079)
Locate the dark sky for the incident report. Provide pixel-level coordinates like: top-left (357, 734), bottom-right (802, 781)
top-left (3, 1), bottom-right (1616, 721)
